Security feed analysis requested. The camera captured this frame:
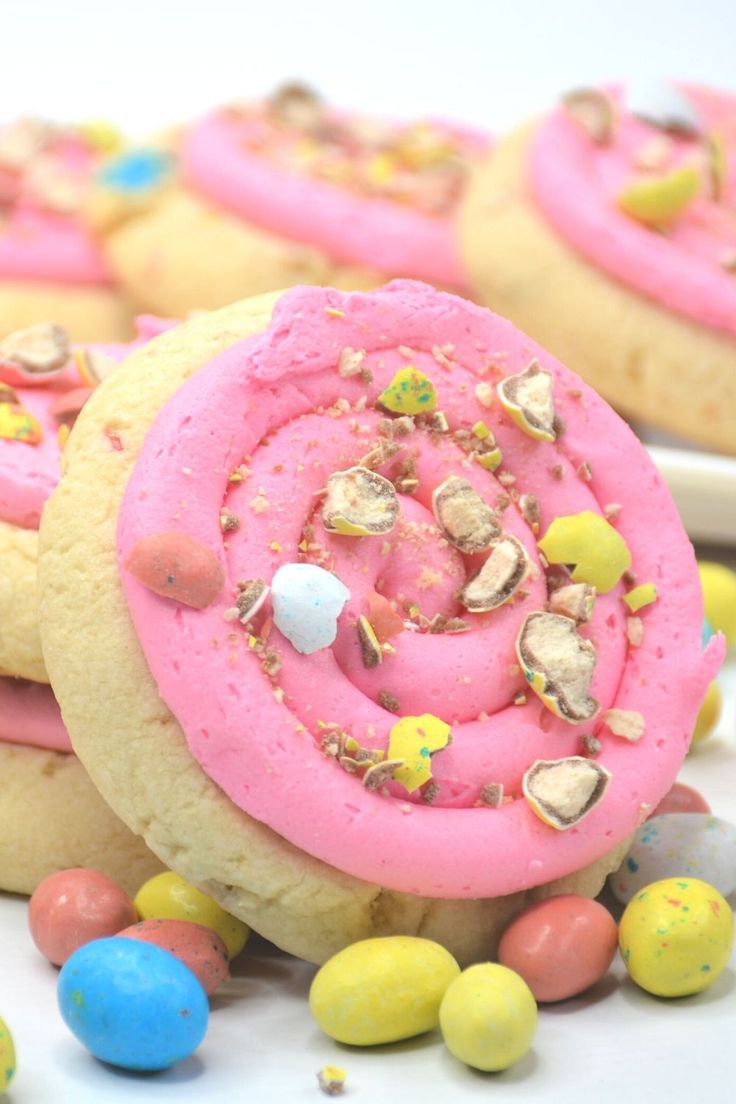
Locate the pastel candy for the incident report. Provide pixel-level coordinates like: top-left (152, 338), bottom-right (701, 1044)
top-left (29, 868), bottom-right (137, 966)
top-left (117, 919), bottom-right (230, 995)
top-left (271, 562), bottom-right (350, 655)
top-left (611, 812), bottom-right (736, 903)
top-left (651, 782), bottom-right (711, 817)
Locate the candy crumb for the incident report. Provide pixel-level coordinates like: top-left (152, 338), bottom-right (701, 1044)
top-left (317, 1065), bottom-right (347, 1095)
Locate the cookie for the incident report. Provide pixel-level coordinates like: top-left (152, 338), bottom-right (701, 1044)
top-left (0, 318), bottom-right (170, 892)
top-left (461, 82), bottom-right (736, 454)
top-left (38, 283), bottom-right (723, 965)
top-left (89, 85), bottom-right (488, 318)
top-left (0, 117), bottom-right (134, 341)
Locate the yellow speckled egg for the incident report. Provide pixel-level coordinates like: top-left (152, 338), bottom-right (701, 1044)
top-left (698, 561), bottom-right (736, 648)
top-left (0, 1015), bottom-right (16, 1092)
top-left (619, 877), bottom-right (734, 997)
top-left (134, 872), bottom-right (249, 959)
top-left (690, 681), bottom-right (722, 748)
top-left (440, 963), bottom-right (537, 1072)
top-left (309, 936), bottom-right (460, 1045)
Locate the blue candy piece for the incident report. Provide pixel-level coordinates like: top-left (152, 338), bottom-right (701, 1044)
top-left (702, 618), bottom-right (715, 646)
top-left (271, 563), bottom-right (350, 655)
top-left (58, 937), bottom-right (208, 1071)
top-left (98, 149), bottom-right (172, 193)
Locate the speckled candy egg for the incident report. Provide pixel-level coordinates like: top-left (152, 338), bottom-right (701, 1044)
top-left (610, 813), bottom-right (736, 904)
top-left (0, 1015), bottom-right (16, 1092)
top-left (498, 895), bottom-right (618, 1002)
top-left (58, 936), bottom-right (209, 1070)
top-left (29, 868), bottom-right (137, 965)
top-left (439, 963), bottom-right (537, 1071)
top-left (619, 877), bottom-right (733, 997)
top-left (134, 872), bottom-right (249, 959)
top-left (117, 919), bottom-right (230, 995)
top-left (309, 936), bottom-right (460, 1045)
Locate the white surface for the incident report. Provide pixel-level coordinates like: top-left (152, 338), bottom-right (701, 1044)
top-left (648, 446), bottom-right (736, 545)
top-left (1, 658), bottom-right (734, 1103)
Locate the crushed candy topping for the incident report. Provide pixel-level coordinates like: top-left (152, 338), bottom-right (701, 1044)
top-left (459, 535), bottom-right (530, 613)
top-left (357, 615), bottom-right (383, 669)
top-left (617, 164), bottom-right (700, 227)
top-left (523, 756), bottom-right (611, 829)
top-left (387, 714), bottom-right (451, 793)
top-left (538, 511), bottom-right (631, 594)
top-left (497, 361), bottom-right (557, 442)
top-left (562, 87), bottom-right (616, 144)
top-left (0, 322), bottom-right (70, 379)
top-left (516, 611), bottom-right (599, 724)
top-left (321, 466), bottom-right (399, 537)
top-left (602, 708), bottom-right (645, 742)
top-left (622, 582), bottom-right (657, 612)
top-left (431, 475), bottom-right (501, 554)
top-left (377, 366), bottom-right (437, 415)
top-left (0, 403), bottom-right (43, 444)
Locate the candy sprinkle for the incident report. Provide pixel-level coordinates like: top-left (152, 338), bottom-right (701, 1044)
top-left (377, 366), bottom-right (437, 415)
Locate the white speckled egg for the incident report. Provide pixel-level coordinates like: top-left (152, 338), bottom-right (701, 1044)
top-left (610, 813), bottom-right (736, 904)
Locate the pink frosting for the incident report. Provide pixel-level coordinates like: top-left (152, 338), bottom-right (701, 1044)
top-left (0, 128), bottom-right (112, 286)
top-left (0, 316), bottom-right (174, 529)
top-left (118, 282), bottom-right (723, 899)
top-left (0, 676), bottom-right (71, 753)
top-left (530, 86), bottom-right (736, 336)
top-left (182, 108), bottom-right (488, 287)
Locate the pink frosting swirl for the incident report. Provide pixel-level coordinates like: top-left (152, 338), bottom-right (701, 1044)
top-left (118, 282), bottom-right (723, 899)
top-left (530, 85), bottom-right (736, 336)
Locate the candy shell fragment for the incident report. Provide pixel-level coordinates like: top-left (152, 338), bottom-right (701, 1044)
top-left (0, 402), bottom-right (43, 443)
top-left (627, 78), bottom-right (702, 136)
top-left (75, 347), bottom-right (119, 386)
top-left (562, 87), bottom-right (615, 144)
top-left (517, 612), bottom-right (598, 723)
top-left (548, 582), bottom-right (595, 623)
top-left (388, 714), bottom-right (451, 793)
top-left (271, 562), bottom-right (350, 655)
top-left (602, 708), bottom-right (645, 742)
top-left (317, 1065), bottom-right (347, 1096)
top-left (0, 321), bottom-right (70, 380)
top-left (460, 535), bottom-right (529, 612)
top-left (617, 165), bottom-right (700, 226)
top-left (357, 615), bottom-right (383, 668)
top-left (622, 583), bottom-right (657, 612)
top-left (431, 475), bottom-right (501, 553)
top-left (497, 361), bottom-right (556, 442)
top-left (321, 466), bottom-right (399, 536)
top-left (125, 531), bottom-right (225, 609)
top-left (538, 511), bottom-right (631, 594)
top-left (234, 578), bottom-right (270, 624)
top-left (523, 756), bottom-right (611, 829)
top-left (377, 365), bottom-right (437, 415)
top-left (366, 591), bottom-right (405, 641)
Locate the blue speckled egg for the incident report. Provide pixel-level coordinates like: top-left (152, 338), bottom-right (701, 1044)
top-left (611, 813), bottom-right (736, 904)
top-left (58, 936), bottom-right (208, 1071)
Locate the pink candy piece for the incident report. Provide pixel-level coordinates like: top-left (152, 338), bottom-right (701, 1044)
top-left (117, 919), bottom-right (230, 996)
top-left (29, 868), bottom-right (137, 966)
top-left (498, 894), bottom-right (618, 1002)
top-left (651, 781), bottom-right (711, 817)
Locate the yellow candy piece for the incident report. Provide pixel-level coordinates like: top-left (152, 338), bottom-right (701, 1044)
top-left (698, 561), bottom-right (736, 647)
top-left (78, 119), bottom-right (123, 154)
top-left (472, 420), bottom-right (491, 440)
top-left (617, 164), bottom-right (700, 226)
top-left (0, 1015), bottom-right (16, 1092)
top-left (619, 877), bottom-right (733, 997)
top-left (134, 871), bottom-right (249, 959)
top-left (690, 681), bottom-right (722, 748)
top-left (476, 447), bottom-right (503, 471)
top-left (377, 366), bottom-right (437, 415)
top-left (388, 713), bottom-right (451, 793)
top-left (309, 936), bottom-right (460, 1046)
top-left (622, 582), bottom-right (658, 612)
top-left (538, 511), bottom-right (631, 594)
top-left (0, 403), bottom-right (42, 444)
top-left (439, 963), bottom-right (538, 1072)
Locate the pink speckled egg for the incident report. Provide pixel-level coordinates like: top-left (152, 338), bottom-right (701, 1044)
top-left (29, 868), bottom-right (137, 966)
top-left (651, 782), bottom-right (711, 817)
top-left (498, 895), bottom-right (618, 1002)
top-left (117, 919), bottom-right (230, 995)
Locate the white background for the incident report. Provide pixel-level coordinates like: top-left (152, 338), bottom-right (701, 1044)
top-left (1, 2), bottom-right (735, 1100)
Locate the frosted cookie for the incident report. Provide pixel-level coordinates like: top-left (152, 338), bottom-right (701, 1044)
top-left (0, 318), bottom-right (168, 893)
top-left (89, 85), bottom-right (488, 318)
top-left (39, 282), bottom-right (723, 965)
top-left (461, 82), bottom-right (736, 454)
top-left (0, 118), bottom-right (135, 341)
